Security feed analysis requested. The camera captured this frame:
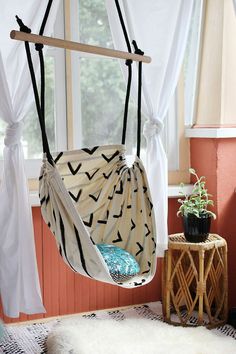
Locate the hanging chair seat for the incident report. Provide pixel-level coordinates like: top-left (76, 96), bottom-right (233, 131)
top-left (18, 0), bottom-right (157, 289)
top-left (39, 144), bottom-right (157, 288)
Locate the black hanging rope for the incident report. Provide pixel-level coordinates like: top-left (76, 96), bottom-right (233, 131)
top-left (114, 0), bottom-right (133, 148)
top-left (114, 0), bottom-right (144, 157)
top-left (24, 40), bottom-right (52, 163)
top-left (132, 40), bottom-right (144, 158)
top-left (36, 0), bottom-right (54, 163)
top-left (121, 61), bottom-right (132, 145)
top-left (15, 16), bottom-right (31, 34)
top-left (39, 0), bottom-right (53, 36)
top-left (114, 0), bottom-right (132, 53)
top-left (37, 0), bottom-right (53, 121)
top-left (16, 1), bottom-right (54, 165)
top-left (136, 61), bottom-right (142, 158)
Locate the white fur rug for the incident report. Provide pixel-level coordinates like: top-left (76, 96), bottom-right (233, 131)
top-left (47, 317), bottom-right (236, 354)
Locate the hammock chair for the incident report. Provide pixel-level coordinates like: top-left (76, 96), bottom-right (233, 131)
top-left (16, 0), bottom-right (157, 288)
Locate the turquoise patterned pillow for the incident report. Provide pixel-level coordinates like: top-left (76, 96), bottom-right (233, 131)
top-left (97, 244), bottom-right (140, 282)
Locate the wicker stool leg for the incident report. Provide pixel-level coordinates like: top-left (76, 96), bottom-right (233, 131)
top-left (165, 249), bottom-right (172, 322)
top-left (198, 249), bottom-right (205, 325)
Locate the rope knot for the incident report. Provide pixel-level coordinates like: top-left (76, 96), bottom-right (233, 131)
top-left (35, 43), bottom-right (44, 51)
top-left (132, 40), bottom-right (144, 56)
top-left (125, 59), bottom-right (133, 66)
top-left (4, 122), bottom-right (24, 147)
top-left (15, 15), bottom-right (31, 34)
top-left (143, 119), bottom-right (164, 138)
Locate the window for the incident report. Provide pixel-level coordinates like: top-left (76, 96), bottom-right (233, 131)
top-left (69, 0), bottom-right (202, 173)
top-left (22, 56), bottom-right (56, 159)
top-left (0, 55), bottom-right (57, 159)
top-left (0, 1), bottom-right (204, 182)
top-left (0, 2), bottom-right (66, 177)
top-left (76, 0), bottom-right (144, 160)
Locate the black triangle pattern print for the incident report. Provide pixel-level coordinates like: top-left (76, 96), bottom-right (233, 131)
top-left (83, 214), bottom-right (93, 228)
top-left (82, 146), bottom-right (99, 155)
top-left (46, 194), bottom-right (50, 205)
top-left (97, 210), bottom-right (109, 224)
top-left (145, 223), bottom-right (151, 237)
top-left (54, 151), bottom-right (63, 164)
top-left (68, 162), bottom-right (82, 175)
top-left (112, 231), bottom-right (123, 243)
top-left (69, 189), bottom-right (82, 203)
top-left (131, 219), bottom-right (136, 230)
top-left (136, 242), bottom-right (144, 256)
top-left (89, 190), bottom-right (101, 202)
top-left (39, 144), bottom-right (157, 288)
top-left (108, 185), bottom-right (116, 200)
top-left (115, 180), bottom-right (123, 194)
top-left (103, 171), bottom-right (112, 179)
top-left (142, 261), bottom-right (152, 274)
top-left (134, 279), bottom-right (146, 286)
top-left (113, 206), bottom-right (123, 218)
top-left (40, 196), bottom-right (45, 205)
top-left (101, 150), bottom-right (119, 163)
top-left (85, 169), bottom-right (99, 180)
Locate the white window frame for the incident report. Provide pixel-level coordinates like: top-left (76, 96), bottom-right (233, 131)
top-left (184, 0), bottom-right (205, 128)
top-left (0, 2), bottom-right (67, 179)
top-left (70, 0), bottom-right (82, 149)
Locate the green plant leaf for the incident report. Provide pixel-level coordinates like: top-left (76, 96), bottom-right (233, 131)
top-left (189, 168), bottom-right (196, 174)
top-left (177, 168), bottom-right (216, 220)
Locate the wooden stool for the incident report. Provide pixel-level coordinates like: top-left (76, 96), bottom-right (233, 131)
top-left (162, 233), bottom-right (228, 328)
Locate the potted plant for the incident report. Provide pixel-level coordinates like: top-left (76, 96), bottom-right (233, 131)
top-left (177, 168), bottom-right (216, 243)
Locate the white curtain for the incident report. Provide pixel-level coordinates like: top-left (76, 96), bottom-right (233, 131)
top-left (233, 0), bottom-right (236, 14)
top-left (106, 0), bottom-right (193, 256)
top-left (0, 1), bottom-right (59, 318)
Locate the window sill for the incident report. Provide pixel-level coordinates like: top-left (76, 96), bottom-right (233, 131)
top-left (185, 127), bottom-right (236, 138)
top-left (29, 191), bottom-right (40, 207)
top-left (29, 184), bottom-right (194, 207)
top-left (168, 184), bottom-right (193, 198)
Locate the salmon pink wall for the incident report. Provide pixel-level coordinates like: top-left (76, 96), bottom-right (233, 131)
top-left (0, 199), bottom-right (182, 323)
top-left (191, 138), bottom-right (236, 308)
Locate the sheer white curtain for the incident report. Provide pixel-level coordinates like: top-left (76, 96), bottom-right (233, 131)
top-left (106, 0), bottom-right (193, 256)
top-left (233, 0), bottom-right (236, 14)
top-left (0, 1), bottom-right (59, 318)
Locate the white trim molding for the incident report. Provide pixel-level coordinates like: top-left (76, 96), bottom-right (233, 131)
top-left (185, 127), bottom-right (236, 138)
top-left (168, 184), bottom-right (193, 199)
top-left (29, 191), bottom-right (41, 207)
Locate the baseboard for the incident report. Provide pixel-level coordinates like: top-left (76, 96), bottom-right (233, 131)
top-left (8, 302), bottom-right (150, 326)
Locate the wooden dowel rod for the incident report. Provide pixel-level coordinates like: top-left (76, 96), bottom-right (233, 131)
top-left (10, 30), bottom-right (151, 64)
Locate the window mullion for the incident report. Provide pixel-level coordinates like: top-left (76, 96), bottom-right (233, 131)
top-left (68, 0), bottom-right (83, 149)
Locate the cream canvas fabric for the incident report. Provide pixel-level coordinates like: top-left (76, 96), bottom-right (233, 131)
top-left (39, 144), bottom-right (157, 288)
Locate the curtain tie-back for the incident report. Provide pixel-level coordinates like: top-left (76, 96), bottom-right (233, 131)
top-left (143, 119), bottom-right (163, 138)
top-left (4, 121), bottom-right (24, 147)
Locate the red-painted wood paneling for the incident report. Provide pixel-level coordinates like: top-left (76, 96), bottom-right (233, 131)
top-left (42, 222), bottom-right (60, 317)
top-left (1, 199), bottom-right (181, 323)
top-left (28, 207), bottom-right (44, 321)
top-left (191, 138), bottom-right (236, 308)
